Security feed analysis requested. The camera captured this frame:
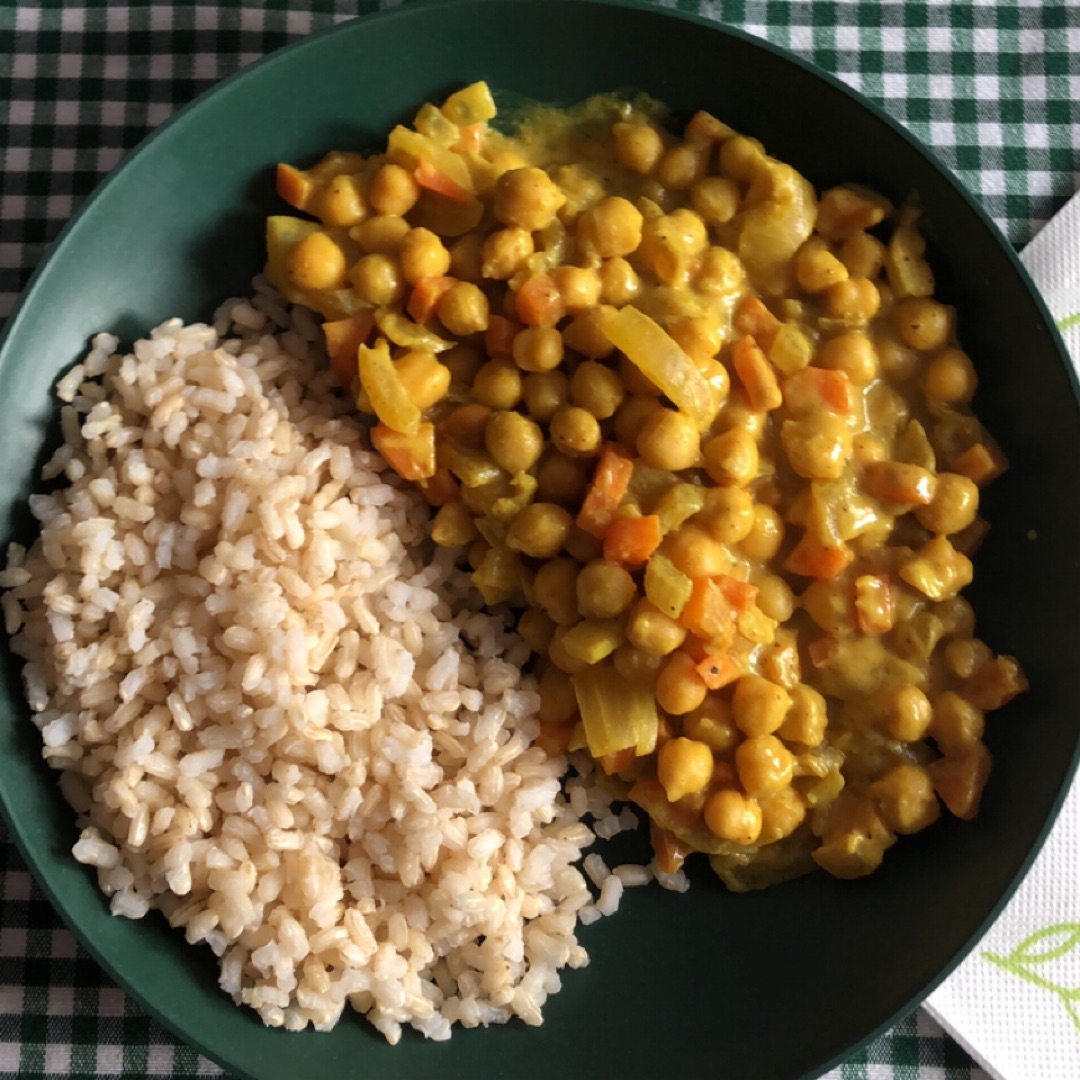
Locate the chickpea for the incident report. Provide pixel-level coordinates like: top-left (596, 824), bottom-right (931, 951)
top-left (551, 265), bottom-right (602, 312)
top-left (534, 451), bottom-right (589, 506)
top-left (657, 737), bottom-right (714, 802)
top-left (532, 558), bottom-right (581, 626)
top-left (852, 432), bottom-right (889, 465)
top-left (669, 314), bottom-right (724, 366)
top-left (931, 691), bottom-right (985, 752)
top-left (656, 651), bottom-right (709, 716)
top-left (865, 384), bottom-right (910, 432)
top-left (612, 642), bottom-right (664, 685)
top-left (349, 253), bottom-right (404, 306)
top-left (565, 524), bottom-right (604, 564)
top-left (570, 360), bottom-right (624, 420)
top-left (484, 410), bottom-right (544, 475)
top-left (697, 486), bottom-right (755, 544)
top-left (442, 343), bottom-right (484, 387)
top-left (704, 788), bottom-right (762, 846)
top-left (437, 281), bottom-right (489, 335)
top-left (519, 608), bottom-right (556, 655)
top-left (733, 675), bottom-right (792, 737)
top-left (286, 232), bottom-right (348, 292)
top-left (690, 176), bottom-right (740, 225)
top-left (885, 685), bottom-right (932, 742)
top-left (874, 334), bottom-right (918, 379)
top-left (627, 598), bottom-right (687, 656)
top-left (802, 579), bottom-right (854, 636)
top-left (395, 349), bottom-right (451, 410)
top-left (316, 174), bottom-right (366, 227)
top-left (550, 406), bottom-right (602, 458)
top-left (735, 733), bottom-right (794, 795)
top-left (578, 196), bottom-right (645, 259)
top-left (823, 275), bottom-right (881, 323)
top-left (684, 696), bottom-right (741, 755)
top-left (696, 246), bottom-right (746, 297)
top-left (613, 395), bottom-right (663, 449)
top-left (758, 787), bottom-right (807, 843)
top-left (547, 624), bottom-right (589, 675)
top-left (755, 574), bottom-right (795, 623)
top-left (781, 413), bottom-right (853, 480)
top-left (944, 637), bottom-right (993, 679)
top-left (895, 297), bottom-right (951, 351)
top-left (915, 472), bottom-right (980, 535)
top-left (523, 369), bottom-right (571, 423)
top-left (493, 167), bottom-right (566, 231)
top-left (612, 121), bottom-right (664, 174)
top-left (656, 141), bottom-right (710, 191)
top-left (739, 505), bottom-right (784, 561)
top-left (599, 256), bottom-right (641, 306)
top-left (513, 325), bottom-right (564, 373)
top-left (368, 163), bottom-right (420, 216)
top-left (449, 233), bottom-right (485, 282)
top-left (538, 665), bottom-right (579, 725)
top-left (718, 134), bottom-right (766, 181)
top-left (818, 330), bottom-right (879, 385)
top-left (936, 596), bottom-right (976, 639)
top-left (639, 210), bottom-right (709, 285)
top-left (506, 502), bottom-right (574, 559)
top-left (924, 346), bottom-right (978, 403)
top-left (562, 306), bottom-right (617, 360)
top-left (662, 525), bottom-right (731, 579)
top-left (351, 214), bottom-right (410, 253)
top-left (703, 428), bottom-right (759, 487)
top-left (839, 231), bottom-right (886, 279)
top-left (576, 560), bottom-right (637, 620)
top-left (795, 244), bottom-right (849, 293)
top-left (636, 407), bottom-right (701, 471)
top-left (868, 764), bottom-right (941, 834)
top-left (619, 355), bottom-right (663, 397)
top-left (399, 227), bottom-right (450, 284)
top-left (481, 227), bottom-right (534, 280)
top-left (472, 358), bottom-right (523, 411)
top-left (777, 683), bottom-right (827, 746)
top-left (431, 501), bottom-right (478, 548)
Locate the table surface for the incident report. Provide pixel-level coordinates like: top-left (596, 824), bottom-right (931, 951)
top-left (3, 0), bottom-right (1077, 1076)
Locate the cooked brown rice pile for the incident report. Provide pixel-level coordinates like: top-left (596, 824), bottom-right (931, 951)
top-left (0, 282), bottom-right (673, 1041)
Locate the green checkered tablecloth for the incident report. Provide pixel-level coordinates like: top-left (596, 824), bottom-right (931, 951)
top-left (2, 0), bottom-right (1076, 1076)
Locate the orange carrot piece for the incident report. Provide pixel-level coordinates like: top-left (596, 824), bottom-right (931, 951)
top-left (371, 422), bottom-right (436, 481)
top-left (950, 441), bottom-right (1007, 486)
top-left (537, 721), bottom-right (575, 757)
top-left (650, 822), bottom-right (690, 875)
top-left (716, 575), bottom-right (758, 613)
top-left (455, 123), bottom-right (486, 154)
top-left (862, 460), bottom-right (937, 505)
top-left (577, 444), bottom-right (634, 538)
top-left (275, 162), bottom-right (314, 211)
top-left (418, 466), bottom-right (459, 507)
top-left (322, 312), bottom-right (375, 387)
top-left (681, 578), bottom-right (735, 643)
top-left (854, 573), bottom-right (895, 636)
top-left (696, 650), bottom-right (743, 690)
top-left (515, 271), bottom-right (566, 327)
top-left (414, 157), bottom-right (473, 202)
top-left (783, 531), bottom-right (854, 579)
top-left (782, 367), bottom-right (854, 415)
top-left (485, 314), bottom-right (522, 361)
top-left (681, 635), bottom-right (710, 664)
top-left (731, 334), bottom-right (783, 412)
top-left (733, 296), bottom-right (781, 350)
top-left (602, 514), bottom-right (662, 567)
top-left (599, 747), bottom-right (637, 775)
top-left (407, 275), bottom-right (457, 324)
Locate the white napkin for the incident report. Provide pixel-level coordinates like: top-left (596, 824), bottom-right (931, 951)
top-left (923, 193), bottom-right (1080, 1080)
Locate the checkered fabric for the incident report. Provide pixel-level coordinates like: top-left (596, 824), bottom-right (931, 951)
top-left (2, 0), bottom-right (1074, 1075)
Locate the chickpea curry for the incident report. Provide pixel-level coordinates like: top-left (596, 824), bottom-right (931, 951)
top-left (264, 82), bottom-right (1026, 891)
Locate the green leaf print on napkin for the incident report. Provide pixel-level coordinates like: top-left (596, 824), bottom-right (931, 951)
top-left (1056, 313), bottom-right (1080, 331)
top-left (984, 923), bottom-right (1080, 1034)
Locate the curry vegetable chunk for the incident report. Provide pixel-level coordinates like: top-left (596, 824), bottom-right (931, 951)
top-left (265, 81), bottom-right (1026, 890)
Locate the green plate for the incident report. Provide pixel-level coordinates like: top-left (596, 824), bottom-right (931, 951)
top-left (1, 2), bottom-right (1078, 1078)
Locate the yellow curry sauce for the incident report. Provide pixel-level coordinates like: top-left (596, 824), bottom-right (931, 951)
top-left (263, 82), bottom-right (1026, 891)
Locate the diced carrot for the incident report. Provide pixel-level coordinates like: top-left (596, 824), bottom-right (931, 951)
top-left (371, 422), bottom-right (436, 481)
top-left (275, 162), bottom-right (314, 211)
top-left (650, 822), bottom-right (690, 875)
top-left (730, 334), bottom-right (782, 412)
top-left (322, 312), bottom-right (375, 387)
top-left (485, 314), bottom-right (522, 361)
top-left (783, 531), bottom-right (854, 579)
top-left (854, 573), bottom-right (895, 636)
top-left (515, 271), bottom-right (566, 327)
top-left (950, 441), bottom-right (1007, 486)
top-left (862, 460), bottom-right (937, 505)
top-left (602, 514), bottom-right (662, 567)
top-left (807, 635), bottom-right (839, 668)
top-left (696, 650), bottom-right (742, 690)
top-left (733, 296), bottom-right (781, 350)
top-left (455, 123), bottom-right (486, 154)
top-left (577, 443), bottom-right (634, 538)
top-left (418, 466), bottom-right (459, 507)
top-left (407, 275), bottom-right (457, 324)
top-left (680, 578), bottom-right (735, 643)
top-left (782, 367), bottom-right (854, 415)
top-left (536, 721), bottom-right (575, 757)
top-left (681, 635), bottom-right (710, 663)
top-left (414, 157), bottom-right (473, 202)
top-left (716, 574), bottom-right (758, 613)
top-left (599, 746), bottom-right (637, 775)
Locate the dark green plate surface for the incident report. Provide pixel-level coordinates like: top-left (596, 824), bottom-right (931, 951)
top-left (1, 2), bottom-right (1078, 1078)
